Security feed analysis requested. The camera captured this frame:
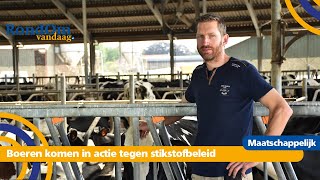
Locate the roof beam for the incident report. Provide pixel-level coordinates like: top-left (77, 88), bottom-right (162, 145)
top-left (0, 1), bottom-right (316, 11)
top-left (176, 0), bottom-right (193, 27)
top-left (4, 14), bottom-right (314, 32)
top-left (144, 0), bottom-right (164, 27)
top-left (0, 3), bottom-right (272, 22)
top-left (51, 0), bottom-right (90, 42)
top-left (0, 26), bottom-right (13, 45)
top-left (284, 32), bottom-right (307, 55)
top-left (1, 26), bottom-right (317, 45)
top-left (192, 0), bottom-right (200, 20)
top-left (244, 0), bottom-right (261, 37)
top-left (0, 1), bottom-right (146, 10)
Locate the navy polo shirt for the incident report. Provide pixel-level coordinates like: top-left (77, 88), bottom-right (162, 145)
top-left (185, 57), bottom-right (273, 177)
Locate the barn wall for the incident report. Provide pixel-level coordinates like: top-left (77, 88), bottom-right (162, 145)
top-left (0, 49), bottom-right (35, 76)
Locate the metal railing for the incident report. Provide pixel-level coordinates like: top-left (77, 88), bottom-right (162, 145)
top-left (0, 73), bottom-right (188, 101)
top-left (0, 72), bottom-right (191, 86)
top-left (260, 69), bottom-right (319, 80)
top-left (1, 102), bottom-right (320, 179)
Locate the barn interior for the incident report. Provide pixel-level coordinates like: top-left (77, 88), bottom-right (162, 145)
top-left (0, 0), bottom-right (320, 180)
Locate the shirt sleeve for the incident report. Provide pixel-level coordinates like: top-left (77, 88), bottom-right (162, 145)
top-left (185, 73), bottom-right (196, 103)
top-left (246, 64), bottom-right (273, 102)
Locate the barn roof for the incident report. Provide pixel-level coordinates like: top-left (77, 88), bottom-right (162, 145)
top-left (0, 0), bottom-right (319, 45)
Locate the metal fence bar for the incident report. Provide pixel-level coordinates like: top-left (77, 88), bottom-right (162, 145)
top-left (272, 163), bottom-right (287, 180)
top-left (263, 162), bottom-right (268, 180)
top-left (83, 117), bottom-right (101, 146)
top-left (254, 116), bottom-right (268, 180)
top-left (146, 117), bottom-right (162, 146)
top-left (44, 118), bottom-right (74, 180)
top-left (55, 122), bottom-right (84, 180)
top-left (1, 102), bottom-right (320, 118)
top-left (302, 78), bottom-right (308, 101)
top-left (132, 116), bottom-right (140, 180)
top-left (33, 118), bottom-right (41, 180)
top-left (147, 117), bottom-right (175, 180)
top-left (253, 116), bottom-right (288, 180)
top-left (2, 103), bottom-right (319, 179)
top-left (282, 162), bottom-right (298, 180)
top-left (129, 75), bottom-right (135, 104)
top-left (52, 162), bottom-right (57, 180)
top-left (146, 116), bottom-right (174, 180)
top-left (153, 162), bottom-right (158, 180)
top-left (15, 121), bottom-right (23, 177)
top-left (114, 116), bottom-right (122, 180)
top-left (158, 121), bottom-right (185, 180)
top-left (60, 74), bottom-right (67, 132)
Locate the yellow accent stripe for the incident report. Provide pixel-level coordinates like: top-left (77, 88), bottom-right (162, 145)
top-left (0, 146), bottom-right (304, 162)
top-left (314, 0), bottom-right (320, 6)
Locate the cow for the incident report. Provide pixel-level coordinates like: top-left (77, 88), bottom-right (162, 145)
top-left (65, 127), bottom-right (115, 179)
top-left (122, 116), bottom-right (196, 180)
top-left (281, 115), bottom-right (320, 180)
top-left (98, 80), bottom-right (126, 100)
top-left (0, 158), bottom-right (16, 180)
top-left (149, 79), bottom-right (190, 99)
top-left (261, 75), bottom-right (270, 84)
top-left (282, 74), bottom-right (297, 98)
top-left (123, 125), bottom-right (154, 180)
top-left (291, 150), bottom-right (320, 180)
top-left (91, 77), bottom-right (118, 84)
top-left (0, 80), bottom-right (35, 101)
top-left (123, 80), bottom-right (156, 100)
top-left (295, 79), bottom-right (320, 101)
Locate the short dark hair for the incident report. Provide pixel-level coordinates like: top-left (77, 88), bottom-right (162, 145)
top-left (196, 14), bottom-right (227, 35)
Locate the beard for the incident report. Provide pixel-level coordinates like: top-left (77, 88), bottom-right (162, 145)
top-left (197, 41), bottom-right (224, 62)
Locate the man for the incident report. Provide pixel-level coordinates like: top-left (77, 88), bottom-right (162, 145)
top-left (140, 14), bottom-right (293, 179)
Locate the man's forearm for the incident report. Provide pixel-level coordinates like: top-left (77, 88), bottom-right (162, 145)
top-left (162, 95), bottom-right (189, 126)
top-left (265, 104), bottom-right (293, 135)
top-left (164, 116), bottom-right (183, 126)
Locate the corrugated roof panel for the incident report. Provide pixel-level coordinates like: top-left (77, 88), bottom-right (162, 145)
top-left (32, 0), bottom-right (52, 3)
top-left (0, 11), bottom-right (10, 16)
top-left (257, 9), bottom-right (271, 17)
top-left (9, 20), bottom-right (71, 26)
top-left (24, 9), bottom-right (44, 15)
top-left (6, 10), bottom-right (27, 16)
top-left (41, 9), bottom-right (61, 15)
top-left (0, 0), bottom-right (319, 44)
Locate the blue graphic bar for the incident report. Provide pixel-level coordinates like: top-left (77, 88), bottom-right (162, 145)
top-left (243, 136), bottom-right (320, 150)
top-left (299, 0), bottom-right (320, 20)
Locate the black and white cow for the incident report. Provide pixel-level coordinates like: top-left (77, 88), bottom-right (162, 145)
top-left (149, 79), bottom-right (190, 99)
top-left (123, 80), bottom-right (156, 100)
top-left (295, 79), bottom-right (320, 101)
top-left (100, 80), bottom-right (127, 100)
top-left (122, 116), bottom-right (196, 180)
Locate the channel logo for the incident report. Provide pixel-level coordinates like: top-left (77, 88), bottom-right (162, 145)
top-left (285, 0), bottom-right (320, 35)
top-left (6, 24), bottom-right (74, 42)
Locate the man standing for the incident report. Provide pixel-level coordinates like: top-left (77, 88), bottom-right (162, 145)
top-left (140, 14), bottom-right (293, 180)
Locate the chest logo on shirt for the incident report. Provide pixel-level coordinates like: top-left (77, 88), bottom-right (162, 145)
top-left (220, 85), bottom-right (230, 96)
top-left (231, 63), bottom-right (240, 68)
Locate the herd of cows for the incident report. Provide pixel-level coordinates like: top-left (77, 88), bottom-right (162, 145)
top-left (0, 77), bottom-right (189, 101)
top-left (0, 75), bottom-right (320, 180)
